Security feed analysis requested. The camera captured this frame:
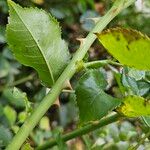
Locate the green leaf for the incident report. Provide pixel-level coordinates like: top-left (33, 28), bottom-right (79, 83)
top-left (6, 0), bottom-right (70, 87)
top-left (0, 26), bottom-right (6, 43)
top-left (128, 68), bottom-right (145, 81)
top-left (118, 95), bottom-right (150, 117)
top-left (96, 28), bottom-right (150, 70)
top-left (0, 55), bottom-right (10, 78)
top-left (0, 125), bottom-right (12, 147)
top-left (18, 112), bottom-right (27, 124)
top-left (121, 68), bottom-right (139, 95)
top-left (142, 116), bottom-right (150, 127)
top-left (39, 116), bottom-right (50, 130)
top-left (75, 69), bottom-right (121, 124)
top-left (3, 87), bottom-right (26, 109)
top-left (4, 105), bottom-right (17, 126)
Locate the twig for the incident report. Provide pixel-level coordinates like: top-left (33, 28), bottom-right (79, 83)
top-left (36, 114), bottom-right (122, 150)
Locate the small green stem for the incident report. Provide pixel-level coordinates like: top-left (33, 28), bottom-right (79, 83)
top-left (9, 73), bottom-right (35, 87)
top-left (0, 73), bottom-right (35, 92)
top-left (6, 1), bottom-right (135, 150)
top-left (62, 89), bottom-right (75, 93)
top-left (84, 60), bottom-right (122, 69)
top-left (129, 130), bottom-right (150, 150)
top-left (36, 114), bottom-right (122, 150)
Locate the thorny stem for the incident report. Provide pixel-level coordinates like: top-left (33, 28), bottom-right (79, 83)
top-left (36, 114), bottom-right (122, 150)
top-left (129, 130), bottom-right (150, 150)
top-left (84, 60), bottom-right (122, 69)
top-left (6, 1), bottom-right (136, 150)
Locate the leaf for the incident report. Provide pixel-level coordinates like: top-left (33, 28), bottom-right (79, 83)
top-left (18, 112), bottom-right (27, 123)
top-left (128, 68), bottom-right (145, 81)
top-left (39, 116), bottom-right (50, 130)
top-left (96, 28), bottom-right (150, 70)
top-left (3, 87), bottom-right (27, 109)
top-left (117, 95), bottom-right (150, 117)
top-left (121, 67), bottom-right (150, 97)
top-left (6, 0), bottom-right (70, 87)
top-left (142, 116), bottom-right (150, 127)
top-left (4, 105), bottom-right (17, 126)
top-left (0, 55), bottom-right (10, 78)
top-left (121, 68), bottom-right (139, 95)
top-left (0, 125), bottom-right (12, 147)
top-left (75, 69), bottom-right (121, 124)
top-left (0, 26), bottom-right (6, 43)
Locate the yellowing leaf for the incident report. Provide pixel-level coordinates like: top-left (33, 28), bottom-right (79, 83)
top-left (96, 28), bottom-right (150, 70)
top-left (32, 0), bottom-right (44, 5)
top-left (118, 95), bottom-right (150, 117)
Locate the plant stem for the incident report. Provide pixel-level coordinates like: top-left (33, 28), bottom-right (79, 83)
top-left (36, 114), bottom-right (122, 150)
top-left (0, 73), bottom-right (35, 92)
top-left (129, 130), bottom-right (150, 150)
top-left (62, 89), bottom-right (75, 93)
top-left (6, 1), bottom-right (135, 150)
top-left (84, 60), bottom-right (122, 69)
top-left (9, 73), bottom-right (35, 87)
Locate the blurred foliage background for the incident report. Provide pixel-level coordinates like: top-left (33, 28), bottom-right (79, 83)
top-left (0, 0), bottom-right (150, 149)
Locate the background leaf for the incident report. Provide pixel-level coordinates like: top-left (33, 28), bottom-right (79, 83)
top-left (3, 105), bottom-right (17, 127)
top-left (3, 87), bottom-right (27, 109)
top-left (142, 116), bottom-right (150, 127)
top-left (0, 125), bottom-right (12, 148)
top-left (75, 69), bottom-right (121, 124)
top-left (118, 95), bottom-right (150, 117)
top-left (6, 0), bottom-right (70, 87)
top-left (96, 28), bottom-right (150, 70)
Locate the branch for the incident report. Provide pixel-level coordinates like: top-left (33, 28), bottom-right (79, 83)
top-left (129, 130), bottom-right (150, 150)
top-left (36, 114), bottom-right (122, 150)
top-left (84, 60), bottom-right (122, 69)
top-left (6, 1), bottom-right (136, 150)
top-left (0, 73), bottom-right (35, 92)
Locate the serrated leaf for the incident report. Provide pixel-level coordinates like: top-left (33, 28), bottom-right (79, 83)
top-left (75, 69), bottom-right (121, 124)
top-left (128, 68), bottom-right (145, 81)
top-left (96, 28), bottom-right (150, 70)
top-left (118, 95), bottom-right (150, 117)
top-left (6, 0), bottom-right (70, 87)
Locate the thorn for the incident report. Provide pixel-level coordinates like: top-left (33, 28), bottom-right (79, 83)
top-left (94, 32), bottom-right (101, 38)
top-left (76, 38), bottom-right (86, 45)
top-left (53, 97), bottom-right (60, 107)
top-left (46, 88), bottom-right (60, 107)
top-left (86, 17), bottom-right (101, 23)
top-left (63, 80), bottom-right (73, 90)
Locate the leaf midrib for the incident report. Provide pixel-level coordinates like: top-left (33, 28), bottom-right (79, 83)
top-left (11, 3), bottom-right (55, 84)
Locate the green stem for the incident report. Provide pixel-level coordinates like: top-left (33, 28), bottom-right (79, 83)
top-left (36, 114), bottom-right (122, 150)
top-left (84, 60), bottom-right (122, 69)
top-left (6, 1), bottom-right (135, 150)
top-left (0, 73), bottom-right (35, 92)
top-left (129, 130), bottom-right (150, 150)
top-left (62, 89), bottom-right (75, 93)
top-left (9, 73), bottom-right (35, 87)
